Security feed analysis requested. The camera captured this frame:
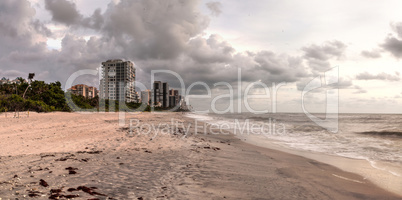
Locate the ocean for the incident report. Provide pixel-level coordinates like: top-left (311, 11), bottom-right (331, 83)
top-left (186, 112), bottom-right (402, 195)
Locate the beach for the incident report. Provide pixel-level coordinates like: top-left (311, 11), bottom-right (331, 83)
top-left (0, 112), bottom-right (400, 199)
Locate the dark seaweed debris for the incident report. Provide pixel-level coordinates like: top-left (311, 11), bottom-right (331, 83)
top-left (66, 167), bottom-right (78, 174)
top-left (67, 187), bottom-right (78, 192)
top-left (47, 186), bottom-right (107, 199)
top-left (39, 179), bottom-right (49, 187)
top-left (76, 186), bottom-right (107, 196)
top-left (77, 150), bottom-right (103, 154)
top-left (27, 190), bottom-right (41, 197)
top-left (49, 188), bottom-right (80, 199)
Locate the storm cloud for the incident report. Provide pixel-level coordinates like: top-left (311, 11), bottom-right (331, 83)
top-left (380, 22), bottom-right (402, 58)
top-left (382, 36), bottom-right (402, 58)
top-left (302, 41), bottom-right (346, 61)
top-left (0, 0), bottom-right (212, 87)
top-left (45, 0), bottom-right (82, 25)
top-left (302, 40), bottom-right (347, 72)
top-left (15, 0), bottom-right (314, 90)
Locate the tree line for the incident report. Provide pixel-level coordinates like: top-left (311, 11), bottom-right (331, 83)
top-left (0, 79), bottom-right (70, 112)
top-left (0, 78), bottom-right (190, 113)
top-left (0, 79), bottom-right (145, 112)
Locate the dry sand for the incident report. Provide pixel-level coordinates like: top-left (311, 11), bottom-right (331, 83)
top-left (0, 112), bottom-right (400, 199)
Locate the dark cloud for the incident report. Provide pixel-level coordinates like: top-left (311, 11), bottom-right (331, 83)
top-left (305, 59), bottom-right (331, 73)
top-left (0, 0), bottom-right (53, 81)
top-left (381, 36), bottom-right (402, 58)
top-left (250, 51), bottom-right (308, 83)
top-left (302, 40), bottom-right (346, 72)
top-left (206, 2), bottom-right (222, 16)
top-left (361, 49), bottom-right (381, 58)
top-left (81, 9), bottom-right (104, 30)
top-left (379, 22), bottom-right (402, 58)
top-left (356, 72), bottom-right (400, 81)
top-left (0, 0), bottom-right (212, 86)
top-left (187, 34), bottom-right (234, 63)
top-left (302, 41), bottom-right (346, 61)
top-left (137, 45), bottom-right (308, 92)
top-left (129, 32), bottom-right (310, 94)
top-left (0, 0), bottom-right (43, 45)
top-left (99, 0), bottom-right (210, 60)
top-left (44, 0), bottom-right (82, 25)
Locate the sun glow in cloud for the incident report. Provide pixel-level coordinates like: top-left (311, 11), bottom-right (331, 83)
top-left (46, 38), bottom-right (62, 50)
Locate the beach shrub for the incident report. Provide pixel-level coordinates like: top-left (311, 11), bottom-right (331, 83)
top-left (0, 80), bottom-right (69, 112)
top-left (23, 99), bottom-right (54, 112)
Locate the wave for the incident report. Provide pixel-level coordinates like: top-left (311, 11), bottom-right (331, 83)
top-left (292, 125), bottom-right (327, 132)
top-left (357, 131), bottom-right (402, 137)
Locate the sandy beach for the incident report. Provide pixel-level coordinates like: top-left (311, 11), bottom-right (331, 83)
top-left (0, 112), bottom-right (400, 199)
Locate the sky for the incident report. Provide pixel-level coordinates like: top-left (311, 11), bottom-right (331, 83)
top-left (0, 0), bottom-right (402, 113)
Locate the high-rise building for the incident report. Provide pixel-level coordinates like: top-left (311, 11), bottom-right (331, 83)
top-left (141, 90), bottom-right (151, 105)
top-left (67, 84), bottom-right (98, 98)
top-left (169, 95), bottom-right (176, 107)
top-left (134, 92), bottom-right (139, 103)
top-left (88, 86), bottom-right (98, 98)
top-left (100, 59), bottom-right (136, 102)
top-left (169, 89), bottom-right (181, 108)
top-left (153, 81), bottom-right (162, 106)
top-left (152, 81), bottom-right (169, 107)
top-left (162, 82), bottom-right (169, 108)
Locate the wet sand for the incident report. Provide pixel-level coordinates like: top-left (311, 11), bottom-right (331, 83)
top-left (0, 112), bottom-right (400, 199)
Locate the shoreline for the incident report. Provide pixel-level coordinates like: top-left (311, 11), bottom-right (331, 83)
top-left (0, 112), bottom-right (400, 199)
top-left (177, 117), bottom-right (401, 199)
top-left (185, 113), bottom-right (402, 197)
top-left (235, 134), bottom-right (402, 197)
top-left (182, 114), bottom-right (402, 199)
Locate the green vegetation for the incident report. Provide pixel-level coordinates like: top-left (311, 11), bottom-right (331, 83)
top-left (0, 78), bottom-right (182, 113)
top-left (0, 79), bottom-right (98, 112)
top-left (0, 80), bottom-right (69, 112)
top-left (65, 92), bottom-right (98, 111)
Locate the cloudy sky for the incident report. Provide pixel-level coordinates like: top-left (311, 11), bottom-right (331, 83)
top-left (1, 0), bottom-right (402, 113)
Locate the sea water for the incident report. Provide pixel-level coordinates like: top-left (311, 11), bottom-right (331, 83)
top-left (186, 113), bottom-right (402, 195)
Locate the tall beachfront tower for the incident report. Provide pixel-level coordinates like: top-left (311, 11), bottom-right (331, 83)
top-left (152, 81), bottom-right (169, 107)
top-left (100, 59), bottom-right (136, 102)
top-left (141, 90), bottom-right (151, 105)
